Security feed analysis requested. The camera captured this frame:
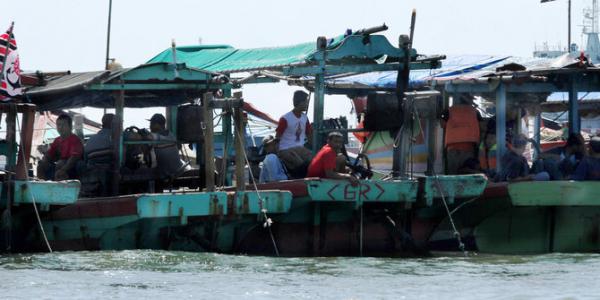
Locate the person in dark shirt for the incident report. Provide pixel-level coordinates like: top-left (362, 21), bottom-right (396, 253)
top-left (496, 135), bottom-right (551, 182)
top-left (558, 133), bottom-right (586, 179)
top-left (84, 113), bottom-right (114, 164)
top-left (572, 136), bottom-right (600, 181)
top-left (147, 113), bottom-right (185, 178)
top-left (496, 136), bottom-right (531, 182)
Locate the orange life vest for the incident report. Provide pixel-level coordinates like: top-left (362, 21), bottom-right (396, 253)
top-left (444, 105), bottom-right (480, 146)
top-left (479, 142), bottom-right (497, 171)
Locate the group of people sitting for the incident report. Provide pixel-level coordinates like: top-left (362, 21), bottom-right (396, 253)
top-left (443, 95), bottom-right (600, 182)
top-left (36, 112), bottom-right (185, 183)
top-left (259, 90), bottom-right (359, 184)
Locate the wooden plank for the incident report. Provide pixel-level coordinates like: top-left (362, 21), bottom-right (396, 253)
top-left (509, 181), bottom-right (600, 206)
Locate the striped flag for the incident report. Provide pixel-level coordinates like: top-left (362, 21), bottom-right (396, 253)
top-left (0, 23), bottom-right (22, 100)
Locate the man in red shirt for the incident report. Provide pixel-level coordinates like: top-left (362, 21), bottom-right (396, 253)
top-left (307, 131), bottom-right (358, 185)
top-left (37, 114), bottom-right (83, 180)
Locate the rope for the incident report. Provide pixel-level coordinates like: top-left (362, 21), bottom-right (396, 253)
top-left (16, 113), bottom-right (53, 253)
top-left (234, 123), bottom-right (280, 257)
top-left (432, 170), bottom-right (467, 257)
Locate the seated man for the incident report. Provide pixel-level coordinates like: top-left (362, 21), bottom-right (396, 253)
top-left (558, 133), bottom-right (586, 179)
top-left (146, 113), bottom-right (186, 179)
top-left (259, 135), bottom-right (288, 183)
top-left (276, 90), bottom-right (313, 177)
top-left (80, 114), bottom-right (115, 197)
top-left (307, 131), bottom-right (358, 185)
top-left (496, 135), bottom-right (549, 182)
top-left (37, 114), bottom-right (83, 180)
top-left (84, 113), bottom-right (114, 164)
top-left (572, 136), bottom-right (600, 181)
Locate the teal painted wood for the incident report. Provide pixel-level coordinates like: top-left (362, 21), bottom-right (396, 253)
top-left (121, 63), bottom-right (214, 81)
top-left (323, 35), bottom-right (412, 61)
top-left (44, 215), bottom-right (138, 243)
top-left (12, 180), bottom-right (80, 206)
top-left (422, 174), bottom-right (488, 206)
top-left (508, 181), bottom-right (600, 206)
top-left (137, 192), bottom-right (228, 225)
top-left (305, 179), bottom-right (418, 208)
top-left (234, 191), bottom-right (292, 214)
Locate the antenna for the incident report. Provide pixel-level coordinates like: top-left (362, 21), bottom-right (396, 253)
top-left (105, 0), bottom-right (113, 70)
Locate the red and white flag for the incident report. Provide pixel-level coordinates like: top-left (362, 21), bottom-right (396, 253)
top-left (0, 23), bottom-right (22, 100)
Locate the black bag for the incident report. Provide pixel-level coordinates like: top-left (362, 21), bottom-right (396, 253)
top-left (363, 93), bottom-right (404, 131)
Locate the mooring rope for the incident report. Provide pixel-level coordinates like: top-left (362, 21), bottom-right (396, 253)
top-left (235, 125), bottom-right (280, 257)
top-left (432, 171), bottom-right (467, 257)
top-left (16, 113), bottom-right (53, 253)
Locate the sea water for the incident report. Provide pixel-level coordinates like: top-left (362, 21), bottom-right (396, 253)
top-left (1, 251), bottom-right (598, 299)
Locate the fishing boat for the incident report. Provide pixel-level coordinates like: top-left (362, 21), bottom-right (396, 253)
top-left (331, 51), bottom-right (600, 254)
top-left (2, 20), bottom-right (489, 256)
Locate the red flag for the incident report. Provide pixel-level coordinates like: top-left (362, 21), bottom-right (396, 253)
top-left (0, 23), bottom-right (22, 100)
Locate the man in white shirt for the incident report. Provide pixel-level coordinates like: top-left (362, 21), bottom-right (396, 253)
top-left (275, 90), bottom-right (313, 174)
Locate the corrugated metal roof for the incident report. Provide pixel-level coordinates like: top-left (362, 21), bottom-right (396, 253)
top-left (329, 53), bottom-right (597, 90)
top-left (25, 71), bottom-right (109, 97)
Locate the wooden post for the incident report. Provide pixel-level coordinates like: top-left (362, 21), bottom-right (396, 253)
top-left (203, 92), bottom-right (215, 192)
top-left (234, 93), bottom-right (246, 191)
top-left (111, 87), bottom-right (124, 196)
top-left (5, 104), bottom-right (16, 170)
top-left (16, 106), bottom-right (34, 180)
top-left (312, 37), bottom-right (327, 154)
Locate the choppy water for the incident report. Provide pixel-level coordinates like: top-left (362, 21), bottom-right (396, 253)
top-left (0, 251), bottom-right (599, 300)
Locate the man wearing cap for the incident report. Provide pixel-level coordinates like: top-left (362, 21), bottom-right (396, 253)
top-left (259, 135), bottom-right (288, 183)
top-left (276, 90), bottom-right (313, 176)
top-left (146, 113), bottom-right (185, 179)
top-left (572, 136), bottom-right (600, 181)
top-left (37, 114), bottom-right (84, 180)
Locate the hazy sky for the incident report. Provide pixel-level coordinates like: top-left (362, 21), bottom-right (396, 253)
top-left (5, 0), bottom-right (589, 126)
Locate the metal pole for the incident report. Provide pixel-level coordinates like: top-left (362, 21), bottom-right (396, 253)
top-left (105, 0), bottom-right (113, 69)
top-left (568, 0), bottom-right (571, 51)
top-left (203, 93), bottom-right (215, 192)
top-left (495, 83), bottom-right (507, 175)
top-left (568, 77), bottom-right (580, 133)
top-left (534, 112), bottom-right (542, 160)
top-left (111, 85), bottom-right (124, 196)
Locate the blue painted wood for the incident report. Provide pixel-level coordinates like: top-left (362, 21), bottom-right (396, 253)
top-left (12, 180), bottom-right (80, 206)
top-left (306, 179), bottom-right (418, 207)
top-left (234, 191), bottom-right (292, 214)
top-left (422, 174), bottom-right (488, 206)
top-left (137, 192), bottom-right (228, 225)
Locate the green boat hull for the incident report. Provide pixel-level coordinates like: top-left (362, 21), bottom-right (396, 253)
top-left (471, 181), bottom-right (600, 254)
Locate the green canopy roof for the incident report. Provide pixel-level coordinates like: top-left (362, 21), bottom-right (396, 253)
top-left (147, 37), bottom-right (345, 73)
